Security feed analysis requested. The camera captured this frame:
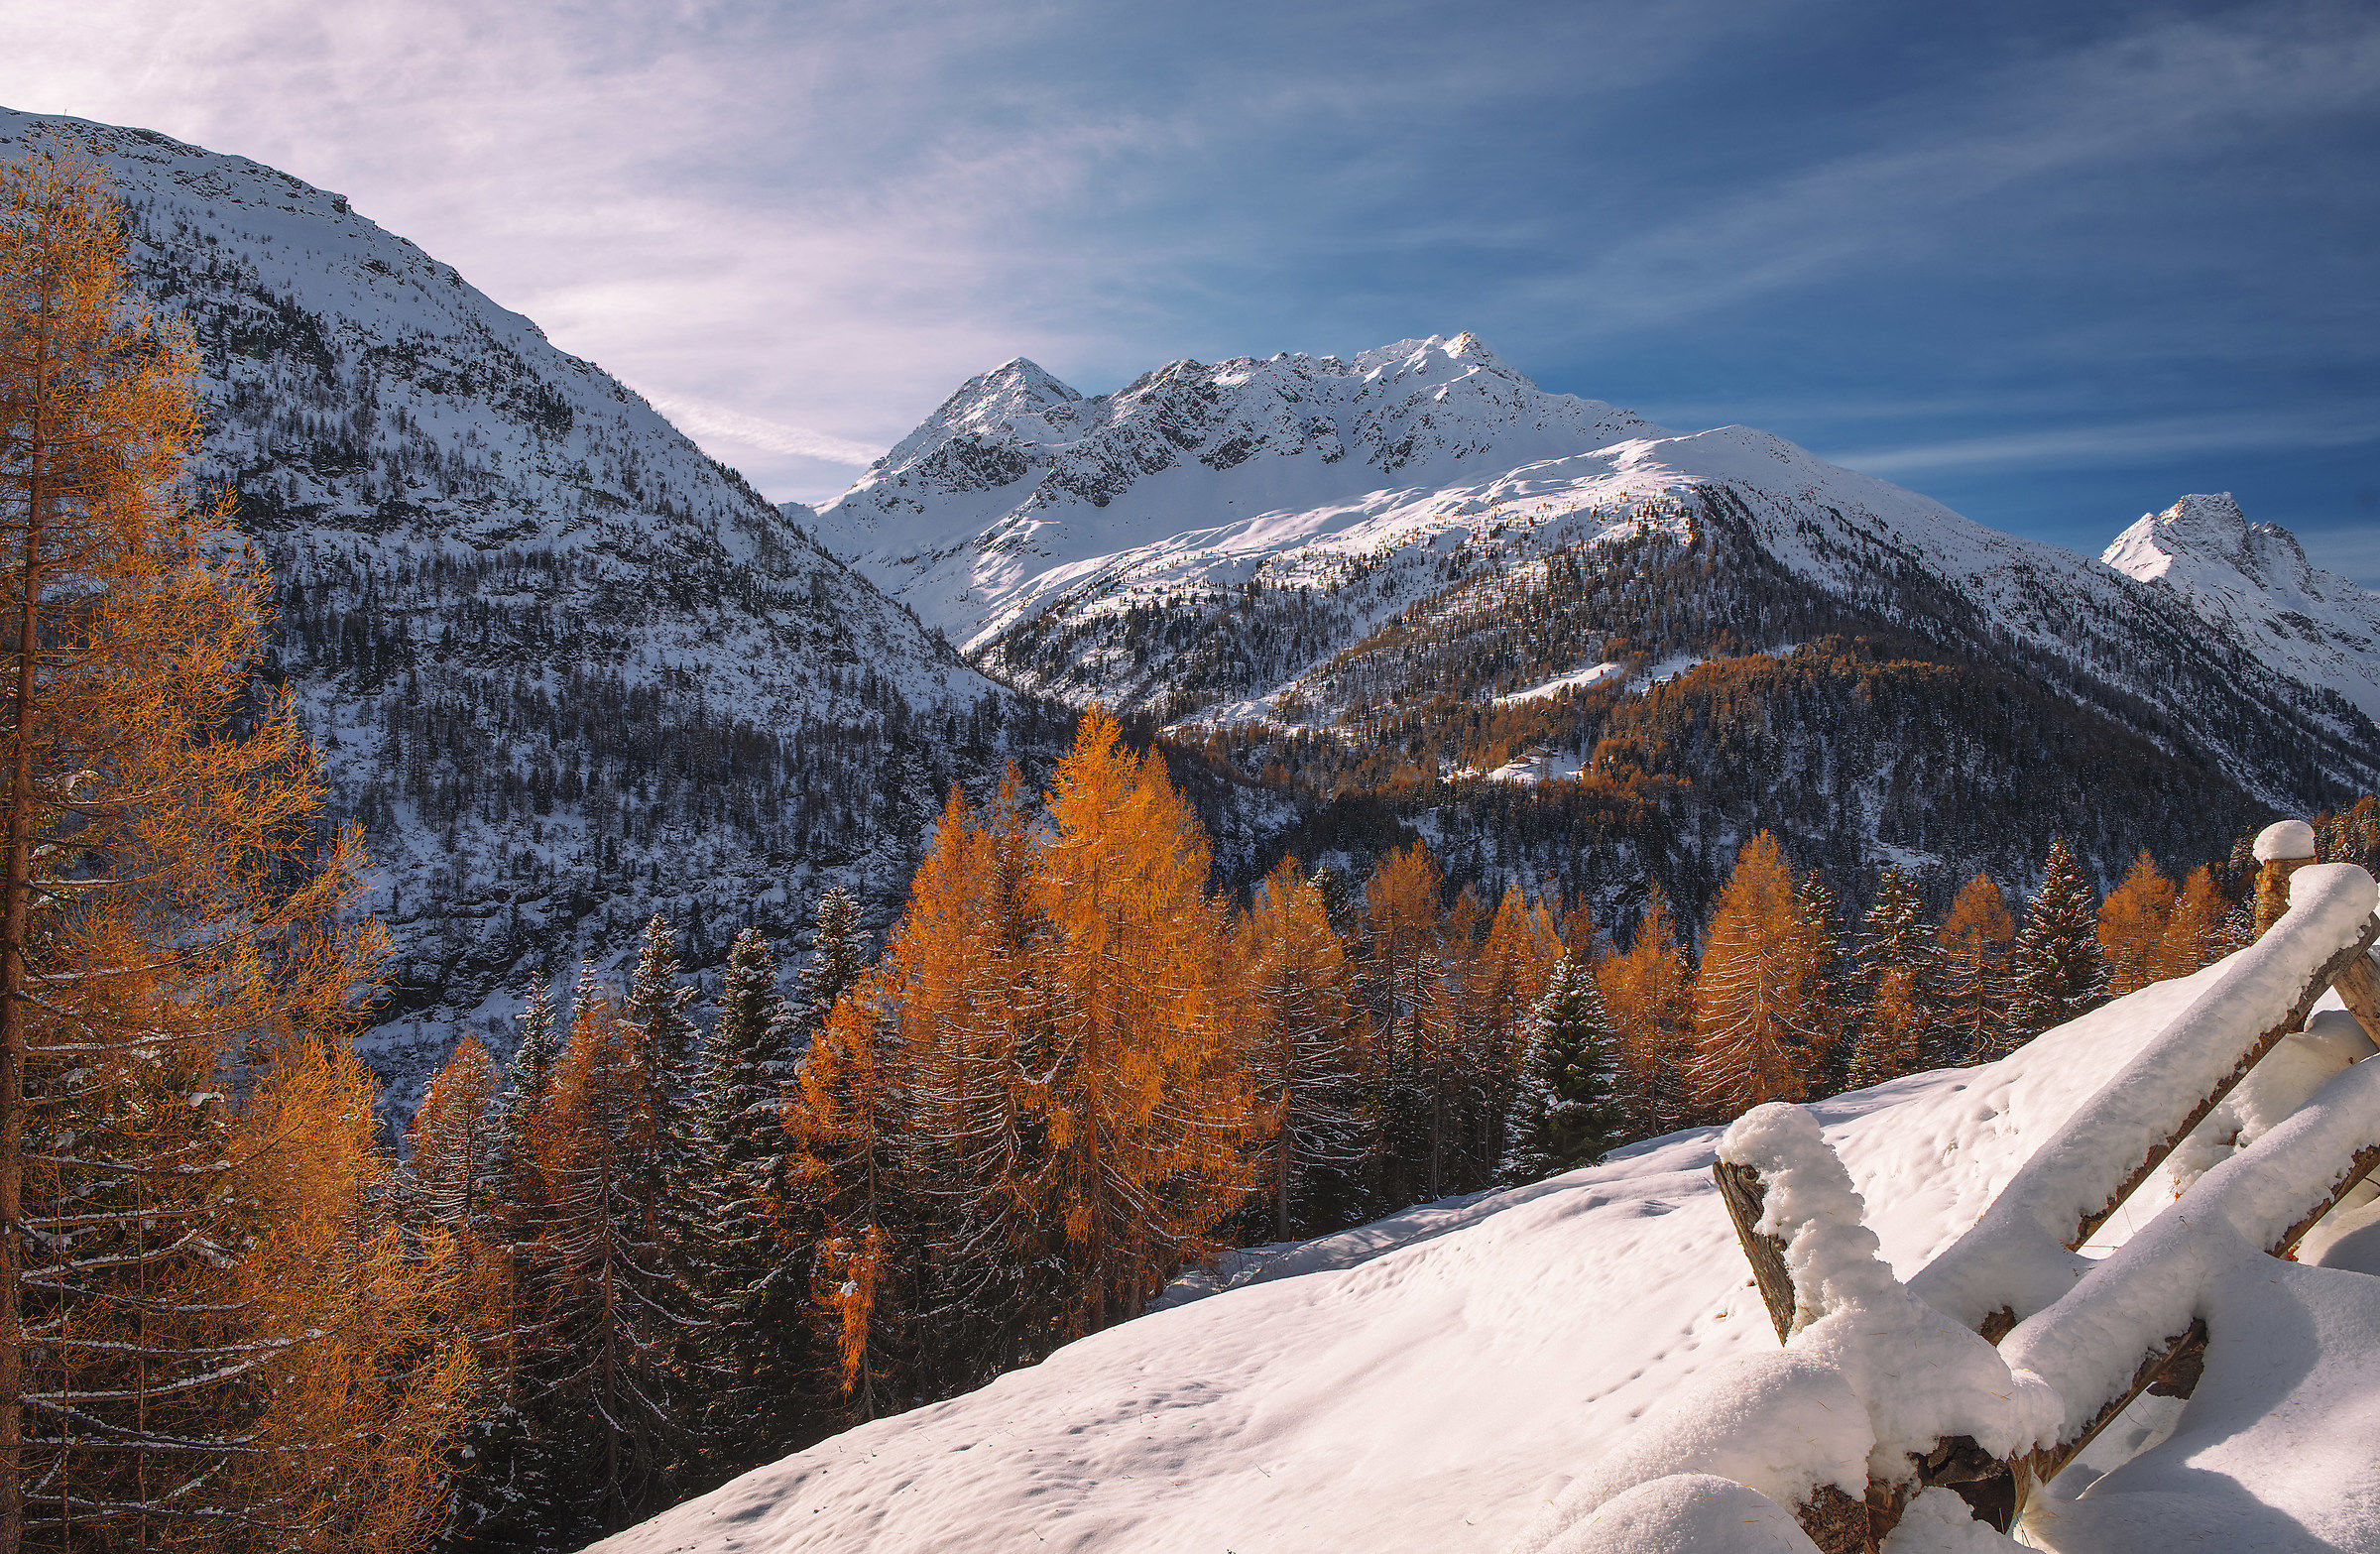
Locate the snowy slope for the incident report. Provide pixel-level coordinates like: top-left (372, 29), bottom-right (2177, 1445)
top-left (2103, 493), bottom-right (2380, 724)
top-left (588, 956), bottom-right (2380, 1554)
top-left (0, 108), bottom-right (1016, 1093)
top-left (811, 338), bottom-right (2377, 805)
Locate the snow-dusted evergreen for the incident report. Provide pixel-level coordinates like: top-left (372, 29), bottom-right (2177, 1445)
top-left (1499, 955), bottom-right (1624, 1184)
top-left (2006, 839), bottom-right (2107, 1046)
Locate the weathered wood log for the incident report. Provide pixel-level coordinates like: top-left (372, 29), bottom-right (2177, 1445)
top-left (2145, 1329), bottom-right (2206, 1399)
top-left (2024, 1319), bottom-right (2206, 1488)
top-left (2271, 1140), bottom-right (2380, 1256)
top-left (1920, 1437), bottom-right (2025, 1532)
top-left (1796, 1484), bottom-right (1873, 1554)
top-left (2258, 856), bottom-right (2317, 937)
top-left (2254, 821), bottom-right (2319, 938)
top-left (1713, 1158), bottom-right (1799, 1343)
top-left (2016, 1075), bottom-right (2380, 1491)
top-left (2337, 949), bottom-right (2380, 1046)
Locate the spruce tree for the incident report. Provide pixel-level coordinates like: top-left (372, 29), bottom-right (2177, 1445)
top-left (1500, 955), bottom-right (1624, 1184)
top-left (2006, 837), bottom-right (2105, 1044)
top-left (795, 886), bottom-right (868, 1046)
top-left (1846, 868), bottom-right (1933, 1089)
top-left (686, 929), bottom-right (811, 1472)
top-left (498, 971), bottom-right (560, 1173)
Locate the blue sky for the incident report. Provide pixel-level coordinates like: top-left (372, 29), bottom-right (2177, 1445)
top-left (10, 0), bottom-right (2377, 576)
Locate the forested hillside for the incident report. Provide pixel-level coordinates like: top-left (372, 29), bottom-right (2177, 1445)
top-left (0, 107), bottom-right (1071, 1109)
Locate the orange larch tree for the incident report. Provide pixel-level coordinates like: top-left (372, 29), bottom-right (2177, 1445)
top-left (2148, 865), bottom-right (2231, 984)
top-left (1031, 710), bottom-right (1253, 1333)
top-left (410, 1034), bottom-right (505, 1250)
top-left (1596, 882), bottom-right (1694, 1135)
top-left (0, 137), bottom-right (452, 1551)
top-left (1688, 832), bottom-right (1826, 1117)
top-left (2096, 850), bottom-right (2178, 996)
top-left (1237, 859), bottom-right (1368, 1240)
top-left (1934, 872), bottom-right (2014, 1062)
top-left (786, 971), bottom-right (907, 1420)
top-left (511, 988), bottom-right (684, 1538)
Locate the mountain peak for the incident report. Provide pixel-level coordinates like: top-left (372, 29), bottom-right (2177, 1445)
top-left (2102, 492), bottom-right (2380, 722)
top-left (1351, 331), bottom-right (1528, 384)
top-left (2102, 492), bottom-right (2298, 586)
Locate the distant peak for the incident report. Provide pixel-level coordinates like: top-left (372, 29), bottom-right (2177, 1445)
top-left (933, 356), bottom-right (1083, 426)
top-left (2101, 492), bottom-right (2333, 599)
top-left (1350, 332), bottom-right (1530, 385)
top-left (984, 356), bottom-right (1078, 393)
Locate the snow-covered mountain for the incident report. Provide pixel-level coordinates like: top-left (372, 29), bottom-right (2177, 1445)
top-left (589, 960), bottom-right (2380, 1553)
top-left (0, 108), bottom-right (1033, 1097)
top-left (809, 337), bottom-right (2378, 895)
top-left (817, 339), bottom-right (2366, 766)
top-left (2103, 492), bottom-right (2380, 725)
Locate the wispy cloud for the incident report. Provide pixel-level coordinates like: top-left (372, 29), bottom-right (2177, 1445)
top-left (641, 394), bottom-right (883, 467)
top-left (1521, 4), bottom-right (2380, 335)
top-left (1827, 404), bottom-right (2380, 477)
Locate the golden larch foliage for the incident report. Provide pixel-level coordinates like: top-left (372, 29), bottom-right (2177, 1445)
top-left (0, 136), bottom-right (447, 1550)
top-left (1032, 709), bottom-right (1253, 1332)
top-left (2096, 850), bottom-right (2178, 996)
top-left (2149, 865), bottom-right (2231, 984)
top-left (410, 1033), bottom-right (504, 1246)
top-left (1688, 832), bottom-right (1825, 1116)
top-left (1936, 872), bottom-right (2015, 1062)
top-left (1235, 858), bottom-right (1367, 1241)
top-left (1597, 882), bottom-right (1693, 1132)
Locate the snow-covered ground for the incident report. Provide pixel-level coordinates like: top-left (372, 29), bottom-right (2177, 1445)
top-left (589, 914), bottom-right (2380, 1554)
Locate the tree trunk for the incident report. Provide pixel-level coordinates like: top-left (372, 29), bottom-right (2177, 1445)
top-left (0, 305), bottom-right (46, 1554)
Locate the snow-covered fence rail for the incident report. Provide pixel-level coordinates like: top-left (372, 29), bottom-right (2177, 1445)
top-left (1906, 861), bottom-right (2380, 1339)
top-left (2003, 1047), bottom-right (2380, 1489)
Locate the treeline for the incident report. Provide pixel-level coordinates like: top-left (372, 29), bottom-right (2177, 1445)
top-left (404, 715), bottom-right (2365, 1548)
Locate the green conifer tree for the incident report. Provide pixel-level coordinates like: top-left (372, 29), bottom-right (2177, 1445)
top-left (2006, 837), bottom-right (2105, 1044)
top-left (685, 928), bottom-right (813, 1471)
top-left (498, 970), bottom-right (560, 1169)
top-left (1500, 956), bottom-right (1624, 1184)
top-left (795, 886), bottom-right (869, 1047)
top-left (1846, 868), bottom-right (1935, 1088)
